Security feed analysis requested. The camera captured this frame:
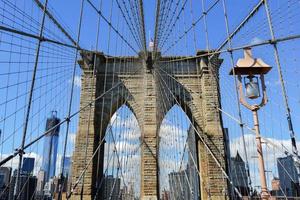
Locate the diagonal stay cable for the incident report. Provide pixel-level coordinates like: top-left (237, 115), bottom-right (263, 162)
top-left (93, 129), bottom-right (143, 200)
top-left (155, 0), bottom-right (173, 48)
top-left (158, 0), bottom-right (187, 50)
top-left (14, 0), bottom-right (49, 197)
top-left (156, 76), bottom-right (197, 197)
top-left (116, 0), bottom-right (143, 51)
top-left (161, 0), bottom-right (264, 58)
top-left (156, 66), bottom-right (295, 160)
top-left (158, 0), bottom-right (189, 51)
top-left (216, 0), bottom-right (264, 52)
top-left (0, 25), bottom-right (81, 50)
top-left (158, 0), bottom-right (180, 47)
top-left (0, 60), bottom-right (143, 166)
top-left (155, 0), bottom-right (179, 49)
top-left (58, 0), bottom-right (85, 198)
top-left (155, 68), bottom-right (243, 198)
top-left (67, 69), bottom-right (144, 198)
top-left (138, 0), bottom-right (147, 52)
top-left (107, 125), bottom-right (136, 199)
top-left (153, 0), bottom-right (161, 53)
top-left (86, 0), bottom-right (139, 54)
top-left (162, 0), bottom-right (220, 54)
top-left (158, 32), bottom-right (300, 63)
top-left (155, 0), bottom-right (168, 48)
top-left (33, 0), bottom-right (79, 48)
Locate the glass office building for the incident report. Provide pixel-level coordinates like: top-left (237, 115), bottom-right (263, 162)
top-left (61, 156), bottom-right (71, 177)
top-left (277, 155), bottom-right (300, 197)
top-left (41, 112), bottom-right (60, 182)
top-left (22, 157), bottom-right (35, 174)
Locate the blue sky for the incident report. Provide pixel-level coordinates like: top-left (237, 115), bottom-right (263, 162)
top-left (1, 0), bottom-right (300, 196)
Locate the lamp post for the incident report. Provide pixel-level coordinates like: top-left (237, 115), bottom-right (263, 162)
top-left (230, 47), bottom-right (272, 200)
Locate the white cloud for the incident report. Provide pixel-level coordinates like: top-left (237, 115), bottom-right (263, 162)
top-left (250, 37), bottom-right (263, 45)
top-left (104, 140), bottom-right (140, 158)
top-left (159, 122), bottom-right (186, 139)
top-left (159, 121), bottom-right (187, 155)
top-left (69, 133), bottom-right (76, 146)
top-left (107, 111), bottom-right (141, 142)
top-left (0, 152), bottom-right (43, 176)
top-left (68, 75), bottom-right (81, 88)
top-left (265, 79), bottom-right (286, 87)
top-left (230, 134), bottom-right (300, 188)
top-left (230, 134), bottom-right (298, 165)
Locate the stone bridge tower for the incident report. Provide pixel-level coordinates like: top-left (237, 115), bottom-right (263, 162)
top-left (71, 50), bottom-right (228, 200)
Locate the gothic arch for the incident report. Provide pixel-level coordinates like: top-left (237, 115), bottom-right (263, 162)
top-left (72, 51), bottom-right (228, 200)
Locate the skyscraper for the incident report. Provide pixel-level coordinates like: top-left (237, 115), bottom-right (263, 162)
top-left (8, 170), bottom-right (37, 200)
top-left (277, 155), bottom-right (300, 197)
top-left (187, 126), bottom-right (200, 200)
top-left (59, 156), bottom-right (71, 194)
top-left (230, 151), bottom-right (250, 197)
top-left (22, 157), bottom-right (35, 174)
top-left (120, 182), bottom-right (135, 200)
top-left (102, 175), bottom-right (121, 200)
top-left (61, 156), bottom-right (71, 177)
top-left (41, 112), bottom-right (60, 182)
top-left (168, 170), bottom-right (190, 200)
top-left (36, 170), bottom-right (45, 196)
top-left (0, 167), bottom-right (12, 200)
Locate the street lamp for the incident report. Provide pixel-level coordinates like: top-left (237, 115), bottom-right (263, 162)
top-left (230, 47), bottom-right (272, 200)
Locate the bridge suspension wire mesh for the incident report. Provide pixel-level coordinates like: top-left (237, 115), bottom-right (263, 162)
top-left (0, 0), bottom-right (144, 199)
top-left (154, 0), bottom-right (300, 199)
top-left (0, 0), bottom-right (300, 199)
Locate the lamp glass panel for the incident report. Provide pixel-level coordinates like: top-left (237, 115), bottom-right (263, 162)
top-left (245, 76), bottom-right (260, 99)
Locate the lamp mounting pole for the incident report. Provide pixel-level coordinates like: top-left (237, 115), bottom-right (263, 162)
top-left (230, 47), bottom-right (272, 199)
top-left (237, 74), bottom-right (270, 200)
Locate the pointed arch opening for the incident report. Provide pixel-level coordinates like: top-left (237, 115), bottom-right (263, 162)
top-left (99, 105), bottom-right (141, 199)
top-left (158, 104), bottom-right (200, 199)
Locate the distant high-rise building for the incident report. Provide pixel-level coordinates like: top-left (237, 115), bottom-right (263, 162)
top-left (41, 112), bottom-right (60, 182)
top-left (187, 126), bottom-right (200, 200)
top-left (43, 177), bottom-right (56, 199)
top-left (277, 155), bottom-right (300, 197)
top-left (8, 170), bottom-right (37, 200)
top-left (59, 155), bottom-right (71, 193)
top-left (120, 182), bottom-right (134, 200)
top-left (61, 156), bottom-right (71, 177)
top-left (230, 151), bottom-right (250, 197)
top-left (36, 170), bottom-right (46, 196)
top-left (0, 167), bottom-right (11, 187)
top-left (168, 170), bottom-right (190, 200)
top-left (22, 157), bottom-right (35, 174)
top-left (0, 167), bottom-right (12, 200)
top-left (167, 127), bottom-right (200, 200)
top-left (102, 175), bottom-right (121, 200)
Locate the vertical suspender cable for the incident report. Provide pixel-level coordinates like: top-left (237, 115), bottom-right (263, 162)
top-left (201, 0), bottom-right (210, 50)
top-left (153, 0), bottom-right (161, 56)
top-left (96, 0), bottom-right (114, 196)
top-left (138, 0), bottom-right (147, 53)
top-left (221, 0), bottom-right (253, 197)
top-left (14, 0), bottom-right (49, 198)
top-left (58, 0), bottom-right (85, 199)
top-left (91, 0), bottom-right (103, 196)
top-left (80, 0), bottom-right (104, 197)
top-left (201, 0), bottom-right (213, 195)
top-left (263, 0), bottom-right (300, 167)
